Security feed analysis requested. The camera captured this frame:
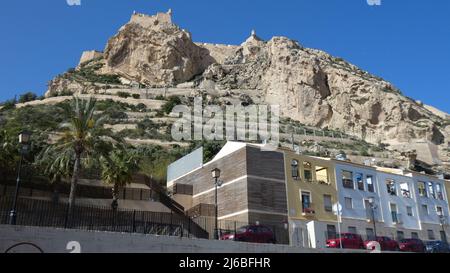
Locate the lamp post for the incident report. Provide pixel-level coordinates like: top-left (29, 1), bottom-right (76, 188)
top-left (211, 168), bottom-right (222, 240)
top-left (9, 131), bottom-right (31, 225)
top-left (368, 197), bottom-right (378, 240)
top-left (332, 203), bottom-right (343, 249)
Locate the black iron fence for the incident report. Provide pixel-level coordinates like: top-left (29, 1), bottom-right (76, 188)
top-left (0, 196), bottom-right (208, 239)
top-left (193, 216), bottom-right (289, 244)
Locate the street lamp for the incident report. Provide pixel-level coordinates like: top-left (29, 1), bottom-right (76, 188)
top-left (368, 197), bottom-right (378, 240)
top-left (332, 203), bottom-right (343, 249)
top-left (211, 168), bottom-right (222, 240)
top-left (9, 130), bottom-right (32, 225)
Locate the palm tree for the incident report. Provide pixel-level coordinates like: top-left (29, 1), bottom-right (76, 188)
top-left (43, 97), bottom-right (114, 215)
top-left (35, 147), bottom-right (74, 203)
top-left (100, 148), bottom-right (139, 210)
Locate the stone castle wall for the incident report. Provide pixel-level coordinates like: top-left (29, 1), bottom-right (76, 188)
top-left (78, 50), bottom-right (103, 66)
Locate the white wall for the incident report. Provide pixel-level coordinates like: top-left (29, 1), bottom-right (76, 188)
top-left (377, 172), bottom-right (421, 231)
top-left (334, 163), bottom-right (382, 229)
top-left (411, 173), bottom-right (450, 226)
top-left (0, 225), bottom-right (367, 253)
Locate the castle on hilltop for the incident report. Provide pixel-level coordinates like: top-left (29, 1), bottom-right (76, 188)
top-left (130, 9), bottom-right (173, 28)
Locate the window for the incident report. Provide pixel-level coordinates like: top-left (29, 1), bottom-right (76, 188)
top-left (440, 231), bottom-right (447, 242)
top-left (400, 182), bottom-right (411, 198)
top-left (324, 195), bottom-right (333, 212)
top-left (407, 206), bottom-right (413, 217)
top-left (428, 230), bottom-right (435, 240)
top-left (356, 173), bottom-right (364, 191)
top-left (345, 197), bottom-right (353, 209)
top-left (411, 232), bottom-right (419, 239)
top-left (301, 191), bottom-right (312, 212)
top-left (436, 184), bottom-right (444, 200)
top-left (418, 182), bottom-right (427, 197)
top-left (366, 176), bottom-right (374, 193)
top-left (327, 225), bottom-right (337, 240)
top-left (428, 182), bottom-right (436, 199)
top-left (390, 203), bottom-right (398, 223)
top-left (303, 162), bottom-right (312, 182)
top-left (342, 171), bottom-right (354, 189)
top-left (366, 228), bottom-right (375, 240)
top-left (315, 165), bottom-right (330, 185)
top-left (386, 179), bottom-right (397, 196)
top-left (291, 160), bottom-right (299, 180)
top-left (422, 204), bottom-right (429, 215)
top-left (364, 199), bottom-right (376, 220)
top-left (348, 226), bottom-right (357, 234)
top-left (397, 231), bottom-right (405, 241)
top-left (436, 206), bottom-right (444, 217)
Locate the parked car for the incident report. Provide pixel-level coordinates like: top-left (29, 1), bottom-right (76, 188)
top-left (425, 241), bottom-right (450, 253)
top-left (220, 225), bottom-right (276, 244)
top-left (326, 233), bottom-right (364, 249)
top-left (364, 236), bottom-right (400, 251)
top-left (398, 239), bottom-right (426, 253)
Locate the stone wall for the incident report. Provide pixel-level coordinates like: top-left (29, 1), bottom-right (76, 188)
top-left (78, 50), bottom-right (103, 66)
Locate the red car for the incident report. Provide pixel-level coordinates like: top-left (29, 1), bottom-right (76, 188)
top-left (364, 237), bottom-right (400, 251)
top-left (326, 233), bottom-right (365, 249)
top-left (398, 239), bottom-right (426, 253)
top-left (221, 225), bottom-right (276, 244)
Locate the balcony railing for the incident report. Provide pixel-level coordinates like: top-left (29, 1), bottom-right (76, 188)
top-left (302, 207), bottom-right (316, 216)
top-left (305, 179), bottom-right (331, 186)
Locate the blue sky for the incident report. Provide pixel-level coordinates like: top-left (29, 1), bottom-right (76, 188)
top-left (0, 0), bottom-right (449, 113)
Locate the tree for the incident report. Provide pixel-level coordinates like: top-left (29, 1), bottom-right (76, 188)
top-left (100, 148), bottom-right (139, 210)
top-left (162, 96), bottom-right (182, 114)
top-left (18, 92), bottom-right (37, 103)
top-left (43, 97), bottom-right (114, 215)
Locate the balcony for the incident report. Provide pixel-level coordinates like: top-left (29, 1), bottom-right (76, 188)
top-left (302, 207), bottom-right (316, 217)
top-left (305, 179), bottom-right (331, 186)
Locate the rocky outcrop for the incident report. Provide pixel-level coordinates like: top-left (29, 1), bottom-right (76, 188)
top-left (45, 11), bottom-right (449, 152)
top-left (200, 33), bottom-right (448, 147)
top-left (46, 76), bottom-right (86, 97)
top-left (102, 11), bottom-right (214, 87)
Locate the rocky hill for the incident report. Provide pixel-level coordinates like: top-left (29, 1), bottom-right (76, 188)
top-left (43, 10), bottom-right (450, 172)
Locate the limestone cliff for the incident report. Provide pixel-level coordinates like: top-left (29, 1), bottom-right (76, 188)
top-left (102, 11), bottom-right (214, 87)
top-left (44, 11), bottom-right (449, 156)
top-left (201, 34), bottom-right (447, 148)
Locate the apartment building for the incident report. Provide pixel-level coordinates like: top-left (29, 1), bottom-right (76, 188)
top-left (410, 171), bottom-right (449, 241)
top-left (376, 168), bottom-right (422, 240)
top-left (334, 160), bottom-right (386, 240)
top-left (284, 151), bottom-right (338, 248)
top-left (167, 142), bottom-right (290, 243)
top-left (167, 141), bottom-right (450, 247)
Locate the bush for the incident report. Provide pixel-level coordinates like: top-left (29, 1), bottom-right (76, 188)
top-left (132, 94), bottom-right (140, 99)
top-left (136, 103), bottom-right (147, 112)
top-left (58, 90), bottom-right (73, 97)
top-left (155, 95), bottom-right (165, 100)
top-left (18, 92), bottom-right (38, 103)
top-left (0, 99), bottom-right (17, 111)
top-left (162, 96), bottom-right (182, 114)
top-left (65, 63), bottom-right (121, 85)
top-left (104, 107), bottom-right (128, 121)
top-left (117, 92), bottom-right (131, 98)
